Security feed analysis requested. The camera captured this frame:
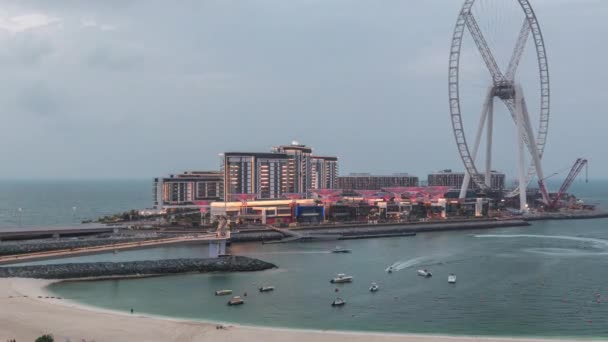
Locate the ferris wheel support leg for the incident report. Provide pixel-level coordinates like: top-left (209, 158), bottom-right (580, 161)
top-left (459, 88), bottom-right (493, 199)
top-left (485, 98), bottom-right (494, 189)
top-left (515, 90), bottom-right (528, 212)
top-left (516, 86), bottom-right (550, 204)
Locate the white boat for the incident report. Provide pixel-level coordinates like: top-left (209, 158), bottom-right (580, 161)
top-left (332, 246), bottom-right (352, 253)
top-left (448, 274), bottom-right (456, 284)
top-left (227, 296), bottom-right (244, 305)
top-left (331, 298), bottom-right (346, 306)
top-left (330, 273), bottom-right (353, 283)
top-left (215, 289), bottom-right (233, 296)
top-left (369, 282), bottom-right (379, 292)
top-left (259, 285), bottom-right (275, 292)
top-left (417, 269), bottom-right (432, 278)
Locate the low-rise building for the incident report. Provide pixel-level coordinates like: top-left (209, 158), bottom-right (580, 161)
top-left (154, 171), bottom-right (223, 208)
top-left (337, 173), bottom-right (419, 190)
top-left (427, 169), bottom-right (505, 191)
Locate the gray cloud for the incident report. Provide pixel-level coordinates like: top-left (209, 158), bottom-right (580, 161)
top-left (0, 0), bottom-right (605, 180)
top-left (85, 44), bottom-right (141, 71)
top-left (18, 83), bottom-right (63, 117)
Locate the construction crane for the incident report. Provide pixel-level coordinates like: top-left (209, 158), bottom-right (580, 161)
top-left (539, 158), bottom-right (588, 210)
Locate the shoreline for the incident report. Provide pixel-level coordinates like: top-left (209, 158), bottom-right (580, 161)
top-left (0, 277), bottom-right (599, 342)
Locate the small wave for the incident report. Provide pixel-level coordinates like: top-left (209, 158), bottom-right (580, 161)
top-left (523, 247), bottom-right (608, 257)
top-left (473, 234), bottom-right (608, 249)
top-left (243, 250), bottom-right (330, 256)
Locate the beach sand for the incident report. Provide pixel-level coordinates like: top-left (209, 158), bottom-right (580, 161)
top-left (0, 278), bottom-right (586, 342)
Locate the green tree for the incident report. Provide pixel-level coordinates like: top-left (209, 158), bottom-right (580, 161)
top-left (35, 334), bottom-right (54, 342)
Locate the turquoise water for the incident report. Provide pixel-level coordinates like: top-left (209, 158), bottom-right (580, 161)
top-left (2, 178), bottom-right (607, 337)
top-left (48, 219), bottom-right (608, 337)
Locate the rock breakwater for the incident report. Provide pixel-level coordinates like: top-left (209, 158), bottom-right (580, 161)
top-left (0, 256), bottom-right (276, 279)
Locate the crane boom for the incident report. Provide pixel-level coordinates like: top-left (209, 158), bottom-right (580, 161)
top-left (549, 158), bottom-right (588, 208)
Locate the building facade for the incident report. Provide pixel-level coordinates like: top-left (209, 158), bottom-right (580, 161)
top-left (311, 156), bottom-right (339, 190)
top-left (272, 143), bottom-right (313, 194)
top-left (337, 173), bottom-right (419, 190)
top-left (154, 171), bottom-right (223, 207)
top-left (222, 152), bottom-right (290, 201)
top-left (222, 142), bottom-right (338, 201)
top-left (427, 169), bottom-right (505, 191)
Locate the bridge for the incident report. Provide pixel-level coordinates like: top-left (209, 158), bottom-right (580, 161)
top-left (0, 232), bottom-right (230, 266)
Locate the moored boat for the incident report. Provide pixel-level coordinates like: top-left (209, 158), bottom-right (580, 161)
top-left (417, 269), bottom-right (432, 278)
top-left (259, 285), bottom-right (275, 292)
top-left (215, 289), bottom-right (233, 296)
top-left (330, 273), bottom-right (353, 283)
top-left (448, 274), bottom-right (457, 284)
top-left (228, 296), bottom-right (244, 306)
top-left (331, 298), bottom-right (346, 306)
top-left (369, 282), bottom-right (379, 292)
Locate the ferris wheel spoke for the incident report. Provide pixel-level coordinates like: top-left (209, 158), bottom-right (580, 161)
top-left (506, 19), bottom-right (531, 81)
top-left (501, 98), bottom-right (533, 154)
top-left (464, 12), bottom-right (504, 83)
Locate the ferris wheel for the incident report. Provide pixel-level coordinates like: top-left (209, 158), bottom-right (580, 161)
top-left (448, 0), bottom-right (551, 211)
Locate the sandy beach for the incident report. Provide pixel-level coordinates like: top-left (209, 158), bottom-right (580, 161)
top-left (0, 277), bottom-right (593, 342)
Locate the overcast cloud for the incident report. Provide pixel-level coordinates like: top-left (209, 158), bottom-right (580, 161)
top-left (0, 0), bottom-right (605, 180)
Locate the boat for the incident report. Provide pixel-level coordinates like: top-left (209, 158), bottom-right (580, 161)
top-left (227, 296), bottom-right (244, 306)
top-left (331, 298), bottom-right (346, 306)
top-left (215, 289), bottom-right (233, 296)
top-left (259, 286), bottom-right (275, 292)
top-left (369, 282), bottom-right (379, 292)
top-left (330, 273), bottom-right (353, 283)
top-left (417, 269), bottom-right (432, 278)
top-left (332, 246), bottom-right (352, 253)
top-left (387, 267), bottom-right (393, 274)
top-left (448, 274), bottom-right (457, 284)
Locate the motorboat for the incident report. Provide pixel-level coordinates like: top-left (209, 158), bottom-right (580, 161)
top-left (227, 296), bottom-right (244, 306)
top-left (417, 269), bottom-right (432, 278)
top-left (448, 274), bottom-right (457, 284)
top-left (331, 298), bottom-right (346, 306)
top-left (215, 289), bottom-right (233, 296)
top-left (330, 273), bottom-right (353, 283)
top-left (332, 246), bottom-right (352, 253)
top-left (387, 267), bottom-right (393, 274)
top-left (369, 282), bottom-right (379, 292)
top-left (259, 286), bottom-right (275, 292)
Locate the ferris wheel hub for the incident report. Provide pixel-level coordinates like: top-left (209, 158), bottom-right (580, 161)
top-left (493, 82), bottom-right (515, 100)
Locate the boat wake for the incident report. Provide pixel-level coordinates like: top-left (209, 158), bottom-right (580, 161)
top-left (474, 234), bottom-right (608, 247)
top-left (522, 247), bottom-right (608, 257)
top-left (473, 234), bottom-right (608, 256)
top-left (386, 256), bottom-right (428, 272)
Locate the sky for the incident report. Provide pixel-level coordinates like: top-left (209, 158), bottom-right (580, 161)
top-left (0, 0), bottom-right (605, 180)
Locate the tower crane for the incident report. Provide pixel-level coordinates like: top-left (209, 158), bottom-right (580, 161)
top-left (538, 158), bottom-right (588, 210)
